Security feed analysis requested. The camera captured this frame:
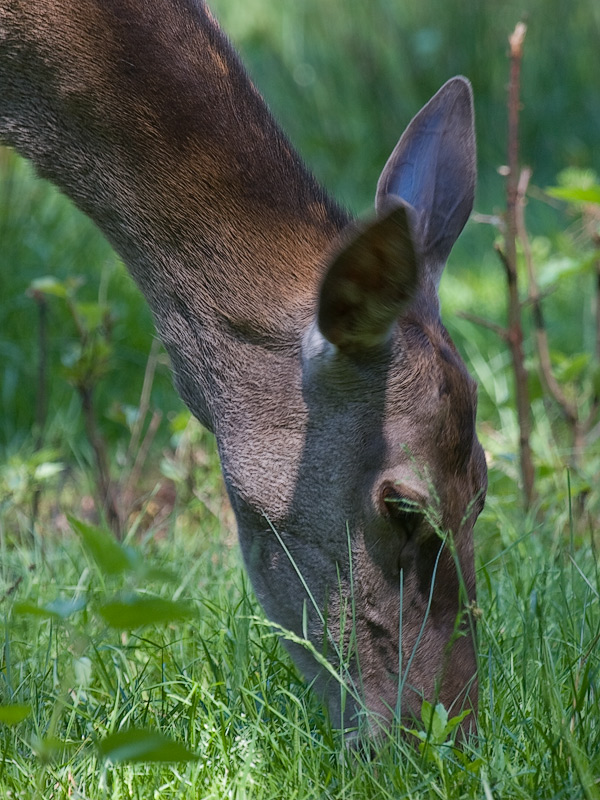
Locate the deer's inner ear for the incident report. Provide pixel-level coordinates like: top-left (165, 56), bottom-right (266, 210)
top-left (316, 206), bottom-right (420, 356)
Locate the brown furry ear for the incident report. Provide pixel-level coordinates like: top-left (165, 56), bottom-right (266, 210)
top-left (317, 205), bottom-right (419, 355)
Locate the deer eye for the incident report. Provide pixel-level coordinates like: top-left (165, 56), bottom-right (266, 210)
top-left (379, 483), bottom-right (422, 537)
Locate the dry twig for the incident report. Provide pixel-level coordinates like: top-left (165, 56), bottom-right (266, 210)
top-left (501, 21), bottom-right (536, 508)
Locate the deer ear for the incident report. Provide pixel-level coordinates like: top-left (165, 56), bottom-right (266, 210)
top-left (317, 205), bottom-right (419, 354)
top-left (376, 76), bottom-right (476, 280)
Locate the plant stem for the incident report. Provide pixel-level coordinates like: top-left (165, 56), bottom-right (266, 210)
top-left (28, 290), bottom-right (49, 526)
top-left (79, 385), bottom-right (121, 537)
top-left (504, 22), bottom-right (535, 509)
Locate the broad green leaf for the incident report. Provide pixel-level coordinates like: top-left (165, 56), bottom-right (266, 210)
top-left (403, 726), bottom-right (426, 742)
top-left (69, 516), bottom-right (134, 576)
top-left (73, 656), bottom-right (93, 687)
top-left (61, 340), bottom-right (112, 383)
top-left (33, 462), bottom-right (65, 481)
top-left (0, 704), bottom-right (31, 725)
top-left (453, 748), bottom-right (485, 772)
top-left (27, 276), bottom-right (68, 298)
top-left (419, 701), bottom-right (470, 744)
top-left (420, 701), bottom-right (448, 743)
top-left (537, 254), bottom-right (596, 288)
top-left (97, 728), bottom-right (197, 763)
top-left (554, 167), bottom-right (598, 190)
top-left (554, 352), bottom-right (590, 383)
top-left (441, 709), bottom-right (471, 739)
top-left (73, 301), bottom-right (110, 331)
top-left (168, 409), bottom-right (192, 434)
top-left (31, 736), bottom-right (73, 764)
top-left (546, 185), bottom-right (600, 205)
top-left (98, 595), bottom-right (194, 629)
top-left (14, 595), bottom-right (85, 620)
top-left (44, 596), bottom-right (87, 619)
top-left (14, 601), bottom-right (56, 619)
top-left (14, 601), bottom-right (61, 619)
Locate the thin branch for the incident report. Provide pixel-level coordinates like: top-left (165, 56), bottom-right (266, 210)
top-left (494, 243), bottom-right (512, 280)
top-left (79, 384), bottom-right (122, 537)
top-left (594, 247), bottom-right (600, 368)
top-left (520, 285), bottom-right (556, 308)
top-left (585, 232), bottom-right (600, 435)
top-left (586, 416), bottom-right (600, 445)
top-left (516, 166), bottom-right (578, 426)
top-left (126, 409), bottom-right (163, 504)
top-left (471, 212), bottom-right (505, 229)
top-left (504, 21), bottom-right (535, 508)
top-left (127, 336), bottom-right (161, 462)
top-left (583, 396), bottom-right (600, 437)
top-left (33, 294), bottom-right (49, 448)
top-left (458, 311), bottom-right (510, 341)
top-left (27, 290), bottom-right (49, 525)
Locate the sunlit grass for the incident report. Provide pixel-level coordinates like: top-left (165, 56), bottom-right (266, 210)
top-left (0, 455), bottom-right (599, 798)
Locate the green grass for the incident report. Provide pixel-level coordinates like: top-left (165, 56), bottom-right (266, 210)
top-left (0, 457), bottom-right (599, 798)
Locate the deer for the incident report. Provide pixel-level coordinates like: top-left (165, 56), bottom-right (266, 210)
top-left (0, 0), bottom-right (487, 737)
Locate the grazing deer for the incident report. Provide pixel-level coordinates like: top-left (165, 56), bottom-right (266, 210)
top-left (0, 1), bottom-right (487, 735)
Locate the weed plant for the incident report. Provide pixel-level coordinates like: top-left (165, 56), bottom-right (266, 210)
top-left (0, 444), bottom-right (598, 798)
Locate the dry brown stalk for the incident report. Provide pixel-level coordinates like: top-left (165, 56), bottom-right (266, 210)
top-left (501, 21), bottom-right (536, 508)
top-left (516, 167), bottom-right (578, 426)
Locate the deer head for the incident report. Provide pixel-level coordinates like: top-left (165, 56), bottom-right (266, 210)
top-left (0, 1), bottom-right (487, 735)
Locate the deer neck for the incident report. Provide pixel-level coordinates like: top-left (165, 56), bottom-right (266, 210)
top-left (0, 1), bottom-right (349, 347)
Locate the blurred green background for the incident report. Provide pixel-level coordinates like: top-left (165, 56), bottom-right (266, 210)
top-left (0, 0), bottom-right (598, 460)
top-left (214, 0), bottom-right (600, 212)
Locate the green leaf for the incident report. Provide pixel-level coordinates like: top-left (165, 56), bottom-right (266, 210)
top-left (27, 276), bottom-right (69, 298)
top-left (97, 728), bottom-right (197, 763)
top-left (31, 736), bottom-right (73, 764)
top-left (73, 301), bottom-right (110, 329)
top-left (419, 701), bottom-right (471, 744)
top-left (453, 748), bottom-right (485, 772)
top-left (537, 254), bottom-right (596, 289)
top-left (33, 462), bottom-right (65, 481)
top-left (441, 709), bottom-right (471, 739)
top-left (13, 601), bottom-right (56, 619)
top-left (61, 339), bottom-right (112, 383)
top-left (554, 352), bottom-right (590, 383)
top-left (69, 515), bottom-right (134, 576)
top-left (44, 596), bottom-right (87, 619)
top-left (402, 726), bottom-right (426, 742)
top-left (422, 701), bottom-right (448, 743)
top-left (98, 595), bottom-right (194, 629)
top-left (546, 185), bottom-right (600, 205)
top-left (14, 595), bottom-right (86, 620)
top-left (73, 656), bottom-right (93, 687)
top-left (0, 704), bottom-right (31, 725)
top-left (168, 409), bottom-right (192, 434)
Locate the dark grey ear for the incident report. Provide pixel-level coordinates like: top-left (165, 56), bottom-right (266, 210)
top-left (376, 77), bottom-right (476, 279)
top-left (317, 205), bottom-right (419, 355)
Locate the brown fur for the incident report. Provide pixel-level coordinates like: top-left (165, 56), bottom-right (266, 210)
top-left (0, 0), bottom-right (487, 737)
